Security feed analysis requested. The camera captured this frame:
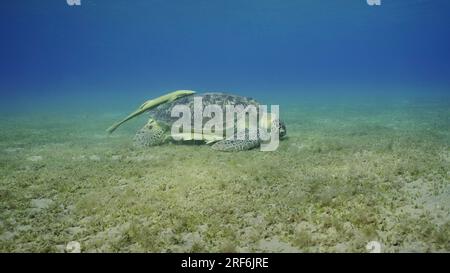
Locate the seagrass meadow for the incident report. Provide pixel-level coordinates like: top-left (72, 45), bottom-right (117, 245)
top-left (1, 94), bottom-right (449, 252)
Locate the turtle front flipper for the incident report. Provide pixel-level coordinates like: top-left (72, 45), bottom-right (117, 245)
top-left (211, 123), bottom-right (260, 151)
top-left (211, 139), bottom-right (260, 151)
top-left (133, 119), bottom-right (168, 147)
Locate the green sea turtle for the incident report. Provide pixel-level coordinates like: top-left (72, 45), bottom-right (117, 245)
top-left (107, 90), bottom-right (286, 151)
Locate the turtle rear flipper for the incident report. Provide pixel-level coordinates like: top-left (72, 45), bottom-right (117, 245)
top-left (133, 119), bottom-right (168, 147)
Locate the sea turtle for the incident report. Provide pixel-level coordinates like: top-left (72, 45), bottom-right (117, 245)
top-left (107, 90), bottom-right (286, 151)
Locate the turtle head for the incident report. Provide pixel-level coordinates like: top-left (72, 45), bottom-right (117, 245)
top-left (259, 114), bottom-right (287, 139)
top-left (278, 120), bottom-right (287, 138)
top-left (270, 118), bottom-right (287, 139)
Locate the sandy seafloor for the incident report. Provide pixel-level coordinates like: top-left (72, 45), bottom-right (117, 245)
top-left (0, 95), bottom-right (449, 253)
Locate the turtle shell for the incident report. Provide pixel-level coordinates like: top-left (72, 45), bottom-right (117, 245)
top-left (147, 92), bottom-right (260, 126)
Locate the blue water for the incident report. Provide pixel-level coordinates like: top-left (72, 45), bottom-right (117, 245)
top-left (1, 0), bottom-right (450, 114)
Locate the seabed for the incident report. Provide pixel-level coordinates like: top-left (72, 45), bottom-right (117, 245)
top-left (0, 97), bottom-right (449, 252)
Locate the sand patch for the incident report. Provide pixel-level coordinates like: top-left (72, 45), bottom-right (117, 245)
top-left (4, 148), bottom-right (24, 153)
top-left (125, 155), bottom-right (156, 162)
top-left (89, 155), bottom-right (101, 161)
top-left (27, 156), bottom-right (43, 162)
top-left (30, 198), bottom-right (53, 211)
top-left (257, 237), bottom-right (301, 253)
